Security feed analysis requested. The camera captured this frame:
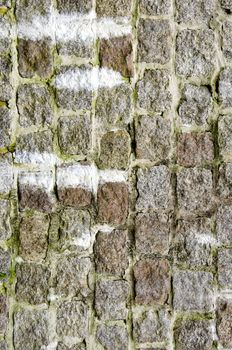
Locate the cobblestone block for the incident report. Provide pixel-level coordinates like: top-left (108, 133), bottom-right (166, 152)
top-left (139, 0), bottom-right (171, 14)
top-left (96, 324), bottom-right (128, 350)
top-left (218, 249), bottom-right (232, 288)
top-left (96, 0), bottom-right (131, 16)
top-left (176, 0), bottom-right (216, 24)
top-left (218, 68), bottom-right (232, 108)
top-left (218, 115), bottom-right (232, 155)
top-left (217, 204), bottom-right (232, 244)
top-left (0, 295), bottom-right (8, 335)
top-left (218, 163), bottom-right (232, 198)
top-left (217, 298), bottom-right (232, 348)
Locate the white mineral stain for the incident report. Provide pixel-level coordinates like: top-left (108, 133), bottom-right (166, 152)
top-left (19, 171), bottom-right (54, 191)
top-left (14, 151), bottom-right (59, 165)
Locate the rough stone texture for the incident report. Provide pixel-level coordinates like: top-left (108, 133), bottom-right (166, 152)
top-left (136, 166), bottom-right (172, 211)
top-left (174, 319), bottom-right (214, 350)
top-left (138, 19), bottom-right (171, 64)
top-left (99, 130), bottom-right (131, 169)
top-left (0, 341), bottom-right (6, 350)
top-left (58, 187), bottom-right (92, 209)
top-left (94, 230), bottom-right (128, 276)
top-left (133, 309), bottom-right (170, 343)
top-left (222, 20), bottom-right (232, 61)
top-left (17, 84), bottom-right (52, 128)
top-left (0, 153), bottom-right (13, 194)
top-left (173, 271), bottom-right (214, 311)
top-left (217, 204), bottom-right (232, 244)
top-left (18, 39), bottom-right (53, 79)
top-left (100, 36), bottom-right (133, 78)
top-left (178, 84), bottom-right (212, 126)
top-left (19, 213), bottom-right (49, 261)
top-left (0, 200), bottom-right (11, 240)
top-left (0, 295), bottom-right (8, 335)
top-left (96, 0), bottom-right (131, 16)
top-left (96, 85), bottom-right (131, 127)
top-left (139, 0), bottom-right (171, 14)
top-left (57, 300), bottom-right (88, 339)
top-left (0, 248), bottom-right (10, 280)
top-left (177, 133), bottom-right (214, 166)
top-left (218, 249), bottom-right (232, 288)
top-left (95, 279), bottom-right (129, 320)
top-left (177, 168), bottom-right (213, 213)
top-left (57, 344), bottom-right (86, 350)
top-left (96, 324), bottom-right (128, 350)
top-left (97, 182), bottom-right (129, 225)
top-left (135, 212), bottom-right (171, 255)
top-left (137, 70), bottom-right (171, 112)
top-left (16, 0), bottom-right (51, 19)
top-left (134, 258), bottom-right (170, 305)
top-left (173, 218), bottom-right (213, 267)
top-left (217, 298), bottom-right (232, 348)
top-left (221, 0), bottom-right (232, 12)
top-left (56, 0), bottom-right (92, 13)
top-left (218, 163), bottom-right (232, 198)
top-left (175, 0), bottom-right (216, 24)
top-left (176, 29), bottom-right (215, 78)
top-left (14, 309), bottom-right (49, 350)
top-left (16, 263), bottom-right (50, 304)
top-left (218, 115), bottom-right (232, 155)
top-left (135, 115), bottom-right (171, 162)
top-left (218, 68), bottom-right (232, 108)
top-left (55, 255), bottom-right (92, 298)
top-left (0, 106), bottom-right (11, 148)
top-left (58, 115), bottom-right (92, 155)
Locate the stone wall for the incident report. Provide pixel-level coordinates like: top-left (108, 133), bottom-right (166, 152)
top-left (0, 0), bottom-right (232, 349)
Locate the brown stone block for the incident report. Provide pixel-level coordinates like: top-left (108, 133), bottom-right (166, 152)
top-left (58, 187), bottom-right (92, 208)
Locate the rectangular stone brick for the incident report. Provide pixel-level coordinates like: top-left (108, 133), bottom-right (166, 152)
top-left (137, 69), bottom-right (171, 113)
top-left (218, 163), bottom-right (232, 198)
top-left (96, 324), bottom-right (128, 350)
top-left (0, 200), bottom-right (11, 240)
top-left (134, 258), bottom-right (170, 305)
top-left (218, 69), bottom-right (232, 108)
top-left (173, 270), bottom-right (214, 311)
top-left (139, 0), bottom-right (171, 15)
top-left (222, 20), bottom-right (232, 61)
top-left (217, 298), bottom-right (232, 348)
top-left (0, 106), bottom-right (11, 149)
top-left (56, 0), bottom-right (92, 13)
top-left (218, 115), bottom-right (232, 155)
top-left (16, 262), bottom-right (50, 304)
top-left (0, 57), bottom-right (12, 101)
top-left (136, 166), bottom-right (172, 211)
top-left (217, 204), bottom-right (232, 244)
top-left (218, 249), bottom-right (232, 288)
top-left (96, 0), bottom-right (131, 16)
top-left (138, 19), bottom-right (171, 64)
top-left (175, 0), bottom-right (216, 24)
top-left (95, 279), bottom-right (129, 320)
top-left (0, 295), bottom-right (8, 335)
top-left (16, 0), bottom-right (51, 20)
top-left (0, 153), bottom-right (13, 194)
top-left (94, 230), bottom-right (128, 276)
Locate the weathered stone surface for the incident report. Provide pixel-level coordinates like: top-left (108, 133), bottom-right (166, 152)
top-left (0, 200), bottom-right (11, 240)
top-left (94, 230), bottom-right (128, 276)
top-left (138, 19), bottom-right (171, 64)
top-left (99, 130), bottom-right (131, 169)
top-left (174, 319), bottom-right (214, 350)
top-left (96, 0), bottom-right (131, 16)
top-left (136, 166), bottom-right (172, 211)
top-left (135, 212), bottom-right (171, 255)
top-left (97, 182), bottom-right (129, 225)
top-left (16, 0), bottom-right (51, 19)
top-left (0, 341), bottom-right (7, 350)
top-left (134, 258), bottom-right (170, 305)
top-left (19, 213), bottom-right (49, 261)
top-left (136, 115), bottom-right (171, 162)
top-left (57, 300), bottom-right (88, 339)
top-left (17, 83), bottom-right (52, 127)
top-left (222, 20), bottom-right (232, 61)
top-left (18, 39), bottom-right (53, 79)
top-left (57, 0), bottom-right (92, 13)
top-left (178, 84), bottom-right (212, 126)
top-left (218, 163), bottom-right (232, 198)
top-left (133, 309), bottom-right (170, 343)
top-left (0, 295), bottom-right (8, 335)
top-left (56, 67), bottom-right (92, 111)
top-left (0, 56), bottom-right (12, 101)
top-left (16, 263), bottom-right (50, 304)
top-left (58, 187), bottom-right (92, 209)
top-left (217, 204), bottom-right (232, 244)
top-left (221, 0), bottom-right (232, 12)
top-left (0, 153), bottom-right (13, 194)
top-left (100, 36), bottom-right (133, 78)
top-left (176, 0), bottom-right (216, 24)
top-left (0, 248), bottom-right (10, 280)
top-left (57, 343), bottom-right (86, 350)
top-left (217, 298), bottom-right (232, 348)
top-left (173, 218), bottom-right (214, 267)
top-left (173, 270), bottom-right (214, 311)
top-left (59, 209), bottom-right (92, 251)
top-left (218, 68), bottom-right (232, 108)
top-left (177, 168), bottom-right (213, 212)
top-left (139, 0), bottom-right (171, 14)
top-left (96, 324), bottom-right (128, 350)
top-left (0, 18), bottom-right (11, 54)
top-left (95, 279), bottom-right (128, 320)
top-left (15, 130), bottom-right (54, 165)
top-left (177, 133), bottom-right (214, 166)
top-left (218, 249), bottom-right (232, 288)
top-left (137, 70), bottom-right (171, 112)
top-left (14, 309), bottom-right (49, 350)
top-left (96, 84), bottom-right (131, 127)
top-left (55, 255), bottom-right (92, 298)
top-left (57, 38), bottom-right (94, 59)
top-left (176, 29), bottom-right (215, 78)
top-left (0, 106), bottom-right (11, 148)
top-left (0, 0), bottom-right (10, 7)
top-left (218, 115), bottom-right (232, 155)
top-left (58, 114), bottom-right (92, 155)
